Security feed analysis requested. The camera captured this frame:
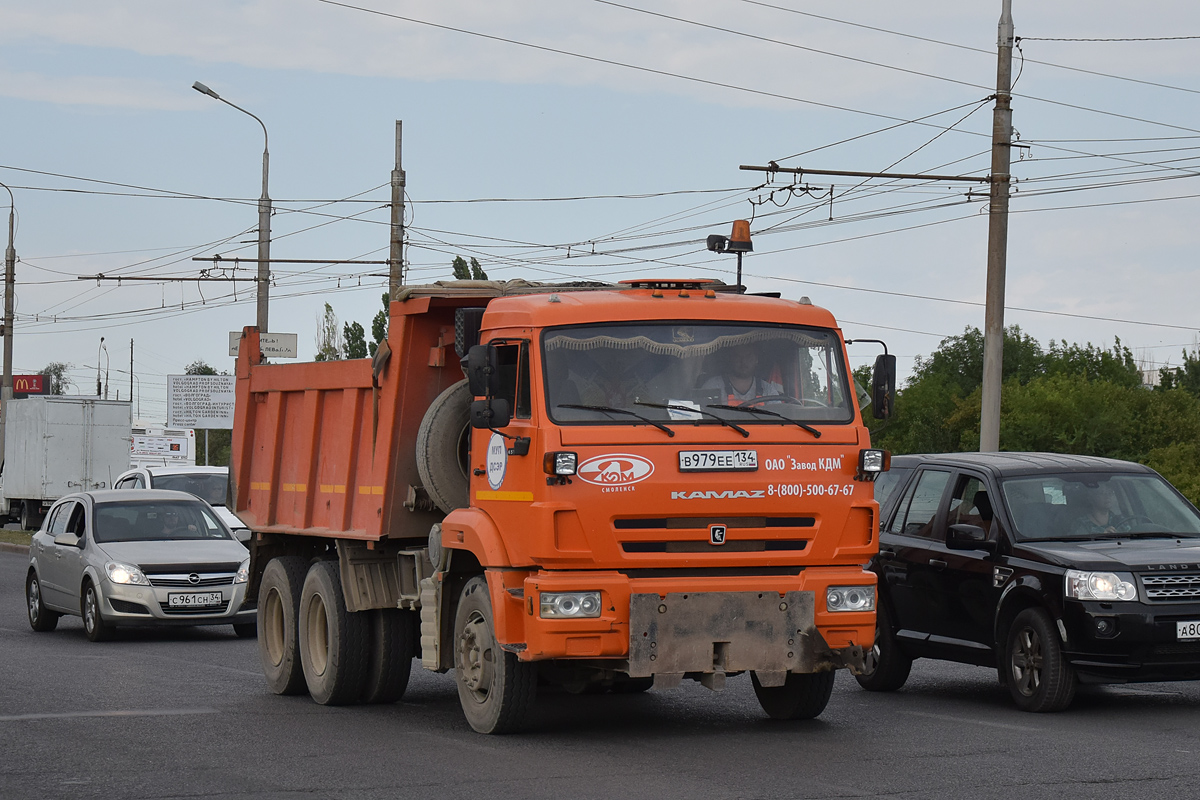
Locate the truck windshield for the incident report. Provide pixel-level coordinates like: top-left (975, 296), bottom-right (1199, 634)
top-left (1001, 473), bottom-right (1200, 541)
top-left (153, 472), bottom-right (228, 507)
top-left (543, 322), bottom-right (854, 426)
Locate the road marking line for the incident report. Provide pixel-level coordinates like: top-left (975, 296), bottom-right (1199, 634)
top-left (0, 708), bottom-right (219, 722)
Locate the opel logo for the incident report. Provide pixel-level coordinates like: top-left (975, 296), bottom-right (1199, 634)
top-left (188, 573), bottom-right (200, 585)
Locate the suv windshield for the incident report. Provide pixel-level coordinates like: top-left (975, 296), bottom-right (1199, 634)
top-left (93, 500), bottom-right (231, 543)
top-left (543, 322), bottom-right (854, 426)
top-left (152, 472), bottom-right (228, 506)
top-left (1001, 472), bottom-right (1200, 541)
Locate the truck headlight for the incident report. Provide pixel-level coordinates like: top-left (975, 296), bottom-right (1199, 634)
top-left (826, 585), bottom-right (875, 612)
top-left (1065, 570), bottom-right (1137, 601)
top-left (105, 561), bottom-right (150, 586)
top-left (539, 591), bottom-right (601, 618)
top-left (856, 449), bottom-right (890, 481)
top-left (234, 560), bottom-right (250, 584)
top-left (543, 451), bottom-right (578, 476)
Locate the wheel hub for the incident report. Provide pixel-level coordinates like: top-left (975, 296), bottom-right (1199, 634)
top-left (28, 579), bottom-right (40, 622)
top-left (1011, 627), bottom-right (1043, 696)
top-left (458, 611), bottom-right (495, 698)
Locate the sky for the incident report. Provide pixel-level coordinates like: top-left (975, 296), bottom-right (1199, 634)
top-left (2, 0), bottom-right (1200, 425)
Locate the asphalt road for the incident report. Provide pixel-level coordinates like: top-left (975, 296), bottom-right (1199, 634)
top-left (3, 549), bottom-right (1200, 800)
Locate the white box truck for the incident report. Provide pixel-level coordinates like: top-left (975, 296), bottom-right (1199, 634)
top-left (0, 397), bottom-right (132, 529)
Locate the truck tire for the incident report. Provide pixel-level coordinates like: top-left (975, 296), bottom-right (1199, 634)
top-left (454, 576), bottom-right (537, 734)
top-left (258, 556), bottom-right (309, 695)
top-left (855, 602), bottom-right (912, 692)
top-left (26, 570), bottom-right (60, 632)
top-left (298, 560), bottom-right (369, 705)
top-left (751, 670), bottom-right (835, 720)
top-left (416, 380), bottom-right (472, 514)
top-left (20, 502), bottom-right (38, 532)
top-left (1005, 607), bottom-right (1076, 712)
top-left (360, 608), bottom-right (416, 704)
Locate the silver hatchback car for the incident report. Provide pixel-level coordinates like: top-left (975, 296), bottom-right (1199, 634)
top-left (25, 489), bottom-right (256, 641)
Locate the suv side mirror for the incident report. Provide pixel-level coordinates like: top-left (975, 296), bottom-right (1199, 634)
top-left (947, 523), bottom-right (997, 553)
top-left (466, 344), bottom-right (501, 398)
top-left (872, 353), bottom-right (897, 420)
top-left (470, 398), bottom-right (511, 429)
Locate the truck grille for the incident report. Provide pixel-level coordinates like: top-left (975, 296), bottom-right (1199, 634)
top-left (1141, 573), bottom-right (1200, 601)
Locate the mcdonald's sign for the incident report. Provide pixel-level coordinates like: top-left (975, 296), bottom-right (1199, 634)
top-left (13, 374), bottom-right (49, 397)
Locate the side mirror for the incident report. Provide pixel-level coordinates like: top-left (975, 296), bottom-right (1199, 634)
top-left (470, 398), bottom-right (511, 429)
top-left (946, 523), bottom-right (996, 553)
top-left (872, 353), bottom-right (897, 420)
top-left (466, 345), bottom-right (502, 398)
top-left (53, 532), bottom-right (82, 548)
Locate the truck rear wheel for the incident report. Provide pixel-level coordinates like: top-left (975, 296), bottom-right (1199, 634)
top-left (360, 608), bottom-right (416, 704)
top-left (298, 560), bottom-right (369, 705)
top-left (751, 670), bottom-right (835, 720)
top-left (454, 576), bottom-right (537, 734)
top-left (258, 556), bottom-right (309, 695)
top-left (416, 379), bottom-right (471, 514)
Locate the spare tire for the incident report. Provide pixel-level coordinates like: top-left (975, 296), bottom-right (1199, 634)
top-left (416, 379), bottom-right (472, 513)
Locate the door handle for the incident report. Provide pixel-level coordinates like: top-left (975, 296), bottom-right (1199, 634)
top-left (929, 559), bottom-right (947, 569)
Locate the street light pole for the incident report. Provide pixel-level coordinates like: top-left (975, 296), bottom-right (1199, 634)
top-left (193, 81), bottom-right (272, 333)
top-left (0, 181), bottom-right (15, 467)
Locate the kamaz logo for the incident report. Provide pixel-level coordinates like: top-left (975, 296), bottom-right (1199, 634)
top-left (671, 490), bottom-right (766, 500)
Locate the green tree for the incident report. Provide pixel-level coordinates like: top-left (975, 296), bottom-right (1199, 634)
top-left (314, 302), bottom-right (342, 361)
top-left (1158, 348), bottom-right (1200, 396)
top-left (184, 360), bottom-right (232, 466)
top-left (39, 362), bottom-right (73, 394)
top-left (370, 292), bottom-right (388, 357)
top-left (343, 321), bottom-right (368, 359)
top-left (451, 256), bottom-right (488, 280)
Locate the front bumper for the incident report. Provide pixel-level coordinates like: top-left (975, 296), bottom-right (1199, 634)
top-left (1061, 600), bottom-right (1200, 683)
top-left (515, 569), bottom-right (875, 677)
top-left (100, 579), bottom-right (255, 627)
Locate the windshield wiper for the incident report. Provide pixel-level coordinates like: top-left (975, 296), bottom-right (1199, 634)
top-left (1094, 531), bottom-right (1190, 540)
top-left (557, 404), bottom-right (675, 437)
top-left (635, 401), bottom-right (749, 438)
top-left (708, 404), bottom-right (821, 438)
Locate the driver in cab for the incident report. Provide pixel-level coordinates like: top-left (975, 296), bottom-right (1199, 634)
top-left (701, 344), bottom-right (782, 404)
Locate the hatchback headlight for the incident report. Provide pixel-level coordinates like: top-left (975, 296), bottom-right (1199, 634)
top-left (826, 585), bottom-right (876, 612)
top-left (105, 561), bottom-right (149, 586)
top-left (1065, 570), bottom-right (1137, 601)
top-left (539, 591), bottom-right (601, 618)
top-left (234, 560), bottom-right (250, 584)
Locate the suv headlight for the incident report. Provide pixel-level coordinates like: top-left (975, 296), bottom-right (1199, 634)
top-left (827, 585), bottom-right (876, 612)
top-left (539, 591), bottom-right (601, 618)
top-left (105, 561), bottom-right (150, 586)
top-left (234, 560), bottom-right (250, 584)
top-left (1065, 570), bottom-right (1137, 601)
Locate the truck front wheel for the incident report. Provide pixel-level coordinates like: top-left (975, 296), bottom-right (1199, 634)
top-left (298, 560), bottom-right (369, 705)
top-left (259, 557), bottom-right (309, 695)
top-left (751, 670), bottom-right (835, 720)
top-left (454, 576), bottom-right (536, 734)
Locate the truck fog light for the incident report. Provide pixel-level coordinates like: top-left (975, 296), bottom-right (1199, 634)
top-left (543, 451), bottom-right (578, 476)
top-left (826, 585), bottom-right (876, 612)
top-left (539, 591), bottom-right (601, 618)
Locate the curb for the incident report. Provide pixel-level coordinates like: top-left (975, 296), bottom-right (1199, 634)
top-left (0, 542), bottom-right (31, 555)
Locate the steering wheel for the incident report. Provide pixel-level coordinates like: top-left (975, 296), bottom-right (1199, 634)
top-left (1113, 515), bottom-right (1155, 532)
top-left (737, 394), bottom-right (827, 408)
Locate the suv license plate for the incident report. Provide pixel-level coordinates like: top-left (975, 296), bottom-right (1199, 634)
top-left (679, 450), bottom-right (758, 472)
top-left (168, 592), bottom-right (223, 608)
top-left (1177, 621), bottom-right (1200, 640)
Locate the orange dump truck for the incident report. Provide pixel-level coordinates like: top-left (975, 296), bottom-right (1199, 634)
top-left (231, 278), bottom-right (894, 733)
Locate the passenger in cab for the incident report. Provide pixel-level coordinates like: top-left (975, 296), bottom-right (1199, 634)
top-left (701, 343), bottom-right (782, 404)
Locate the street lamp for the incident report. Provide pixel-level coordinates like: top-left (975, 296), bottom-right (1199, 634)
top-left (0, 181), bottom-right (15, 466)
top-left (193, 81), bottom-right (272, 333)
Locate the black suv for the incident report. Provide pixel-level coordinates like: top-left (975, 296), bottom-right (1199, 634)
top-left (859, 452), bottom-right (1200, 712)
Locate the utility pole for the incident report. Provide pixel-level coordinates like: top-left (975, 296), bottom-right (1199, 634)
top-left (0, 182), bottom-right (15, 467)
top-left (390, 120), bottom-right (406, 296)
top-left (979, 0), bottom-right (1015, 452)
top-left (130, 339), bottom-right (134, 414)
